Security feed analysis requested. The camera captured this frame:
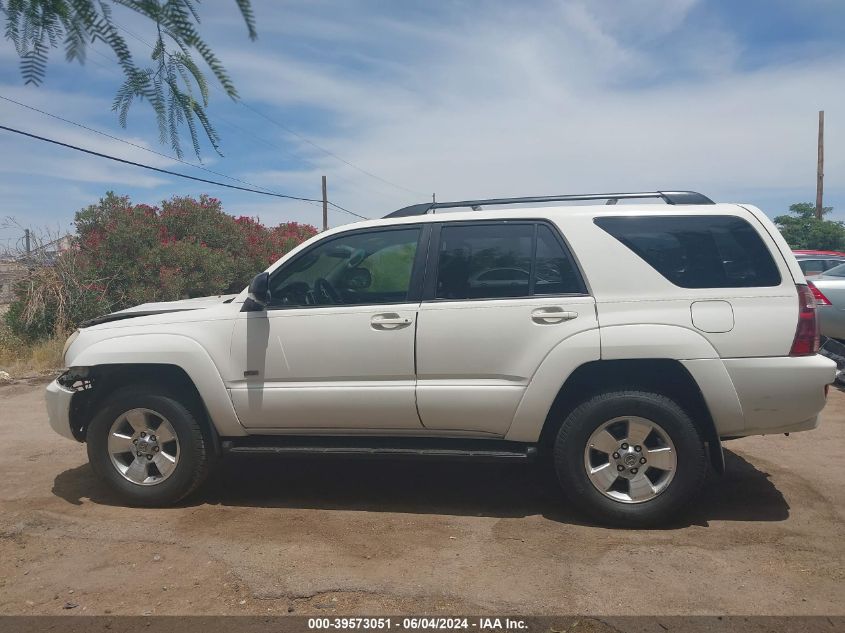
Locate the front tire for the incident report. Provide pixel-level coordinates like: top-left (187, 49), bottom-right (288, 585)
top-left (553, 391), bottom-right (707, 527)
top-left (87, 385), bottom-right (210, 506)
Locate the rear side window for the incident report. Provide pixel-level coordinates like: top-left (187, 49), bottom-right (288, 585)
top-left (434, 222), bottom-right (583, 300)
top-left (594, 215), bottom-right (781, 289)
top-left (535, 225), bottom-right (583, 295)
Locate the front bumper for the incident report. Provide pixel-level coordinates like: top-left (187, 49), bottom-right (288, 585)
top-left (45, 379), bottom-right (77, 441)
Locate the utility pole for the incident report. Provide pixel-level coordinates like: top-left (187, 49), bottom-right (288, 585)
top-left (24, 228), bottom-right (32, 275)
top-left (321, 175), bottom-right (329, 231)
top-left (816, 110), bottom-right (824, 220)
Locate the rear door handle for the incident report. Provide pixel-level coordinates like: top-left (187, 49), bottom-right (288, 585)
top-left (531, 307), bottom-right (578, 324)
top-left (371, 313), bottom-right (413, 329)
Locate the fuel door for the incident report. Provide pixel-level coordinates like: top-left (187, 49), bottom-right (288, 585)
top-left (691, 300), bottom-right (735, 333)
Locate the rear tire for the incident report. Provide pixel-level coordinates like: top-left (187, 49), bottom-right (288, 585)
top-left (553, 390), bottom-right (706, 527)
top-left (87, 385), bottom-right (210, 506)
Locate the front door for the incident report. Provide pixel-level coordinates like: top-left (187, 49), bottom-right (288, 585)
top-left (228, 225), bottom-right (425, 431)
top-left (415, 220), bottom-right (598, 436)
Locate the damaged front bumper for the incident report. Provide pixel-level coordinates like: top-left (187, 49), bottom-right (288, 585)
top-left (45, 368), bottom-right (93, 441)
top-left (45, 378), bottom-right (76, 441)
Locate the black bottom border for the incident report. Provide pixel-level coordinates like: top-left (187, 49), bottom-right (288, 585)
top-left (0, 616), bottom-right (842, 633)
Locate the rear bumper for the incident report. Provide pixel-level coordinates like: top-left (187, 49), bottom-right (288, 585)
top-left (45, 379), bottom-right (77, 441)
top-left (722, 355), bottom-right (837, 437)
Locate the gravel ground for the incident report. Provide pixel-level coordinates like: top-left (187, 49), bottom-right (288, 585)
top-left (0, 380), bottom-right (843, 616)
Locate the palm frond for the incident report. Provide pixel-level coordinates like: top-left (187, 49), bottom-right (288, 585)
top-left (3, 0), bottom-right (255, 159)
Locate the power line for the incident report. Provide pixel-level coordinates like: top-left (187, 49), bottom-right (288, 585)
top-left (114, 22), bottom-right (424, 198)
top-left (0, 91), bottom-right (330, 216)
top-left (238, 101), bottom-right (424, 197)
top-left (0, 93), bottom-right (291, 196)
top-left (81, 44), bottom-right (332, 202)
top-left (87, 36), bottom-right (411, 207)
top-left (0, 123), bottom-right (370, 220)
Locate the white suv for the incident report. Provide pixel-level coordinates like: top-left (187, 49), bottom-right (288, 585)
top-left (45, 191), bottom-right (837, 526)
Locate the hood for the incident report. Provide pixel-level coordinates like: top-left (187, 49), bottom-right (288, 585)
top-left (80, 294), bottom-right (237, 328)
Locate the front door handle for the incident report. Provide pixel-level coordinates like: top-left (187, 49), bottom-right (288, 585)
top-left (531, 307), bottom-right (578, 324)
top-left (371, 313), bottom-right (413, 329)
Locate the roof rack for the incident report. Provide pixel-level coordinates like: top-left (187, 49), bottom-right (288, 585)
top-left (383, 190), bottom-right (715, 218)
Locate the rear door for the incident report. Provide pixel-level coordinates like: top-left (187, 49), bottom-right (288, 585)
top-left (415, 220), bottom-right (597, 436)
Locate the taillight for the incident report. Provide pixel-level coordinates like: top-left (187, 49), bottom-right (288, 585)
top-left (808, 281), bottom-right (832, 306)
top-left (790, 284), bottom-right (820, 356)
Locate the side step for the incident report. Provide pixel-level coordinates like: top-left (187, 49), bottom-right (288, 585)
top-left (221, 436), bottom-right (538, 462)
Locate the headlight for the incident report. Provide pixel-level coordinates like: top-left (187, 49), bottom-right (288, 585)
top-left (62, 330), bottom-right (80, 365)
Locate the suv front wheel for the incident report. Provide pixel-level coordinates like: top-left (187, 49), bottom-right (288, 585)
top-left (553, 391), bottom-right (707, 527)
top-left (86, 385), bottom-right (211, 506)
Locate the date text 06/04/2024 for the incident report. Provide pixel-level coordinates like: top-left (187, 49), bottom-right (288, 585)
top-left (307, 618), bottom-right (528, 630)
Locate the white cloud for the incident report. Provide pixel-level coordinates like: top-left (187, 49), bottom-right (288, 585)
top-left (0, 0), bottom-right (843, 242)
top-left (213, 1), bottom-right (843, 224)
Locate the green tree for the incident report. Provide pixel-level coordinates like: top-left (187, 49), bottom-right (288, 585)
top-left (774, 203), bottom-right (845, 251)
top-left (2, 0), bottom-right (256, 158)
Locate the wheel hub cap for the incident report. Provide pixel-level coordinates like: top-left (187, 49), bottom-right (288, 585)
top-left (135, 437), bottom-right (156, 456)
top-left (107, 408), bottom-right (180, 486)
top-left (584, 416), bottom-right (677, 504)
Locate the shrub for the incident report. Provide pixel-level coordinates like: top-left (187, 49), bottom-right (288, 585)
top-left (0, 324), bottom-right (66, 376)
top-left (5, 192), bottom-right (318, 340)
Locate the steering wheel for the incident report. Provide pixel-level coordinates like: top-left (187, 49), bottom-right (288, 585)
top-left (314, 277), bottom-right (343, 305)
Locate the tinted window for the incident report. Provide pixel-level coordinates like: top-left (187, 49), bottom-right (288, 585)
top-left (595, 216), bottom-right (781, 288)
top-left (799, 259), bottom-right (826, 274)
top-left (437, 224), bottom-right (532, 299)
top-left (535, 224), bottom-right (582, 295)
top-left (270, 228), bottom-right (419, 307)
top-left (435, 223), bottom-right (583, 300)
top-left (825, 259), bottom-right (844, 270)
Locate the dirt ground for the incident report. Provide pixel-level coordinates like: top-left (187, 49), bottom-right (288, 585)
top-left (0, 379), bottom-right (843, 616)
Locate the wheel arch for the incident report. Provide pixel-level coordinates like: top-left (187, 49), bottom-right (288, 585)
top-left (66, 333), bottom-right (246, 445)
top-left (518, 358), bottom-right (724, 474)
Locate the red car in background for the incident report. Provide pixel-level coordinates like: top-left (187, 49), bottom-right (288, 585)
top-left (793, 250), bottom-right (845, 277)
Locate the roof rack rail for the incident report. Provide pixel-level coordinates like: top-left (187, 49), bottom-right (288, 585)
top-left (383, 190), bottom-right (714, 218)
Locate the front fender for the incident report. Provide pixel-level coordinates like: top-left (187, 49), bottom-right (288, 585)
top-left (69, 333), bottom-right (246, 437)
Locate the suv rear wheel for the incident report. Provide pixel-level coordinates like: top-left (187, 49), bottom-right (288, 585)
top-left (553, 390), bottom-right (707, 527)
top-left (86, 385), bottom-right (210, 506)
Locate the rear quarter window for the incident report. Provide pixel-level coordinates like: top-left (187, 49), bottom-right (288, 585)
top-left (594, 215), bottom-right (781, 289)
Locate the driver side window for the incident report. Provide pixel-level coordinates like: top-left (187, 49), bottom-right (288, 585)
top-left (269, 227), bottom-right (420, 307)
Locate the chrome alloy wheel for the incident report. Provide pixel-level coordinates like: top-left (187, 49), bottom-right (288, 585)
top-left (583, 416), bottom-right (677, 503)
top-left (107, 409), bottom-right (180, 486)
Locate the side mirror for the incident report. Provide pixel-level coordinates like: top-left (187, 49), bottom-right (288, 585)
top-left (246, 271), bottom-right (271, 309)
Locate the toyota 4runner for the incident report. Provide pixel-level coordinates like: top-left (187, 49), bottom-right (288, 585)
top-left (45, 190), bottom-right (837, 526)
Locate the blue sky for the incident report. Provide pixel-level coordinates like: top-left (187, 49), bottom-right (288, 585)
top-left (1, 0), bottom-right (844, 251)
